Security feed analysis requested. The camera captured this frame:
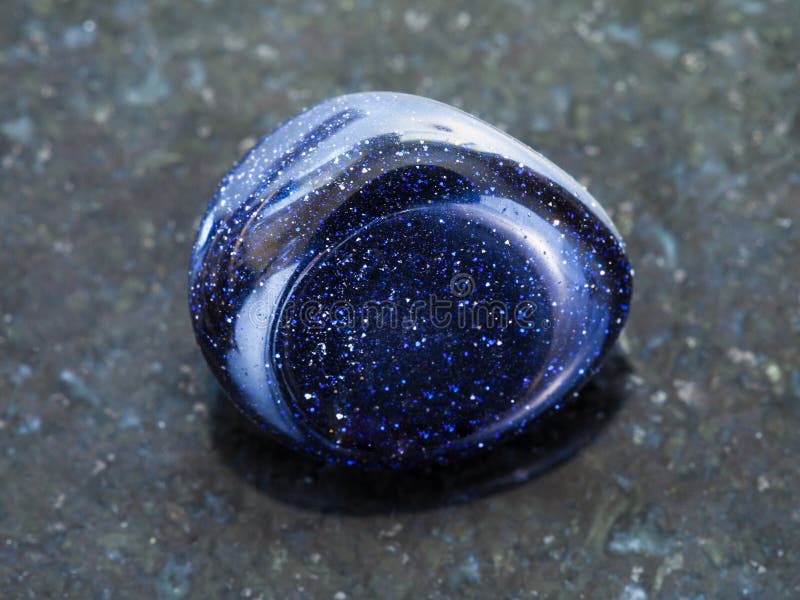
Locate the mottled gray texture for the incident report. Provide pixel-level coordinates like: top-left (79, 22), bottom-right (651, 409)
top-left (1, 1), bottom-right (798, 598)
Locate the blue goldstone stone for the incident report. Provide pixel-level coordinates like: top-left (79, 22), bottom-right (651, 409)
top-left (189, 92), bottom-right (632, 468)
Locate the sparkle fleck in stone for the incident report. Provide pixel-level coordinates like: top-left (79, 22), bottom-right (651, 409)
top-left (189, 92), bottom-right (632, 468)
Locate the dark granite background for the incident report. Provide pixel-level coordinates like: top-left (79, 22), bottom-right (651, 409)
top-left (2, 0), bottom-right (799, 598)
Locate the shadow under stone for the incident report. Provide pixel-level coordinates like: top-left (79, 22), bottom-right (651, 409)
top-left (209, 352), bottom-right (632, 514)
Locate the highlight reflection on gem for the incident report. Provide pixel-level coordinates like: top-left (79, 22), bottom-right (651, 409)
top-left (189, 92), bottom-right (632, 467)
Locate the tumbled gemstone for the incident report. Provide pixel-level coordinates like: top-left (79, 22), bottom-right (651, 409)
top-left (189, 92), bottom-right (632, 467)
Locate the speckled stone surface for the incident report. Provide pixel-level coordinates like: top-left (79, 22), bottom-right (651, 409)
top-left (1, 1), bottom-right (799, 597)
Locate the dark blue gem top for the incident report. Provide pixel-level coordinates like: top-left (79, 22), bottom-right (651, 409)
top-left (189, 92), bottom-right (632, 468)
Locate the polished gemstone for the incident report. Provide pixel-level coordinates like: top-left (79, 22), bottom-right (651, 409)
top-left (189, 92), bottom-right (632, 467)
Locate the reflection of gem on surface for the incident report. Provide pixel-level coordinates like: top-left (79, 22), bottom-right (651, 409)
top-left (189, 92), bottom-right (632, 468)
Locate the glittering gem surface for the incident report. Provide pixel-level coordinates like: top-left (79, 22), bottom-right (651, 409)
top-left (189, 92), bottom-right (632, 467)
